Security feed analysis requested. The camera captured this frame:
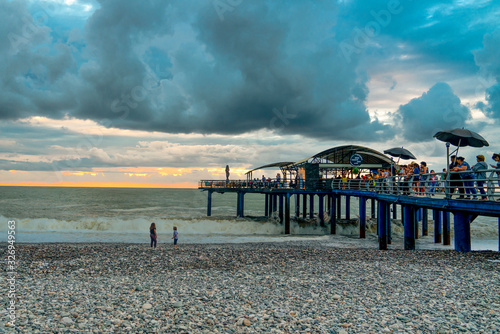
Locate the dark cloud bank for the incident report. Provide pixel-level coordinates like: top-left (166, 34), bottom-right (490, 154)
top-left (0, 0), bottom-right (498, 143)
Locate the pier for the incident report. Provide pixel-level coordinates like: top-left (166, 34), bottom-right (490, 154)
top-left (199, 145), bottom-right (500, 252)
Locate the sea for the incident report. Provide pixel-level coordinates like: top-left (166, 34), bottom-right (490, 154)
top-left (1, 186), bottom-right (498, 251)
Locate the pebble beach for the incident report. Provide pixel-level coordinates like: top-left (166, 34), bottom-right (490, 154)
top-left (2, 241), bottom-right (500, 333)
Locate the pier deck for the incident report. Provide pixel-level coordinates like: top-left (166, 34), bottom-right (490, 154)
top-left (199, 171), bottom-right (500, 253)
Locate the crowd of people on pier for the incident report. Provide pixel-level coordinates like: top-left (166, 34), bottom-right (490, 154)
top-left (202, 153), bottom-right (500, 199)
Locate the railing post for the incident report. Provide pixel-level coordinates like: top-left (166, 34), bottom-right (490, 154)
top-left (359, 197), bottom-right (366, 239)
top-left (404, 205), bottom-right (415, 250)
top-left (433, 210), bottom-right (442, 243)
top-left (378, 200), bottom-right (388, 250)
top-left (453, 211), bottom-right (472, 252)
top-left (207, 190), bottom-right (212, 217)
top-left (443, 211), bottom-right (451, 245)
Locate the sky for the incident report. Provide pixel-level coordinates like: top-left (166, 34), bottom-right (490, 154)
top-left (1, 0), bottom-right (499, 188)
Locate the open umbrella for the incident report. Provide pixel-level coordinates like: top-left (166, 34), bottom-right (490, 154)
top-left (433, 128), bottom-right (489, 171)
top-left (433, 128), bottom-right (489, 148)
top-left (384, 147), bottom-right (417, 161)
top-left (384, 147), bottom-right (416, 175)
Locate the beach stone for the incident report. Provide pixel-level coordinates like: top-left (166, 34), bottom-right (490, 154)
top-left (61, 317), bottom-right (73, 325)
top-left (332, 294), bottom-right (341, 300)
top-left (142, 303), bottom-right (153, 310)
top-left (243, 319), bottom-right (251, 326)
top-left (173, 301), bottom-right (183, 308)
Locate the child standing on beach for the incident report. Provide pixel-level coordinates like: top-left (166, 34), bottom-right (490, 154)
top-left (150, 223), bottom-right (157, 249)
top-left (172, 226), bottom-right (178, 249)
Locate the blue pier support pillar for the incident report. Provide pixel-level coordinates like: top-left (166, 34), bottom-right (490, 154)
top-left (433, 210), bottom-right (442, 243)
top-left (336, 195), bottom-right (341, 220)
top-left (414, 209), bottom-right (419, 240)
top-left (207, 190), bottom-right (212, 217)
top-left (378, 200), bottom-right (388, 250)
top-left (279, 194), bottom-right (284, 224)
top-left (330, 195), bottom-right (336, 234)
top-left (345, 196), bottom-right (351, 220)
top-left (272, 195), bottom-right (277, 214)
top-left (309, 194), bottom-right (314, 219)
top-left (268, 194), bottom-right (273, 216)
top-left (386, 202), bottom-right (392, 245)
top-left (327, 194), bottom-right (332, 213)
top-left (371, 198), bottom-right (376, 219)
top-left (237, 192), bottom-right (245, 218)
top-left (264, 194), bottom-right (269, 217)
top-left (392, 203), bottom-right (397, 220)
top-left (302, 194), bottom-right (307, 218)
top-left (453, 211), bottom-right (474, 252)
top-left (404, 205), bottom-right (415, 250)
top-left (295, 194), bottom-right (300, 217)
top-left (443, 211), bottom-right (451, 246)
top-left (319, 194), bottom-right (325, 227)
top-left (359, 197), bottom-right (366, 239)
top-left (401, 205), bottom-right (405, 226)
top-left (422, 208), bottom-right (428, 236)
top-left (285, 193), bottom-right (291, 234)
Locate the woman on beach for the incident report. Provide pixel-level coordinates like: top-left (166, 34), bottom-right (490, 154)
top-left (172, 226), bottom-right (178, 249)
top-left (150, 223), bottom-right (157, 249)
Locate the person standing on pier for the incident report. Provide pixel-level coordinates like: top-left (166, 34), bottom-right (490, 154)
top-left (491, 153), bottom-right (500, 188)
top-left (453, 157), bottom-right (476, 199)
top-left (473, 155), bottom-right (488, 200)
top-left (419, 162), bottom-right (428, 194)
top-left (449, 155), bottom-right (465, 199)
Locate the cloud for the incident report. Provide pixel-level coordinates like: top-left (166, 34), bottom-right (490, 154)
top-left (395, 82), bottom-right (471, 142)
top-left (0, 0), bottom-right (395, 141)
top-left (474, 30), bottom-right (500, 120)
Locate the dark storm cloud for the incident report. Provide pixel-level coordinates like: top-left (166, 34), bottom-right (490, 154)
top-left (396, 82), bottom-right (471, 142)
top-left (474, 30), bottom-right (500, 120)
top-left (0, 0), bottom-right (394, 141)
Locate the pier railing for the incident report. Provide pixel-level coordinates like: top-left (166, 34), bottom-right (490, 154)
top-left (199, 169), bottom-right (500, 201)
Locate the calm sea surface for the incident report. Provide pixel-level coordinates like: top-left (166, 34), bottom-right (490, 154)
top-left (1, 186), bottom-right (498, 250)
